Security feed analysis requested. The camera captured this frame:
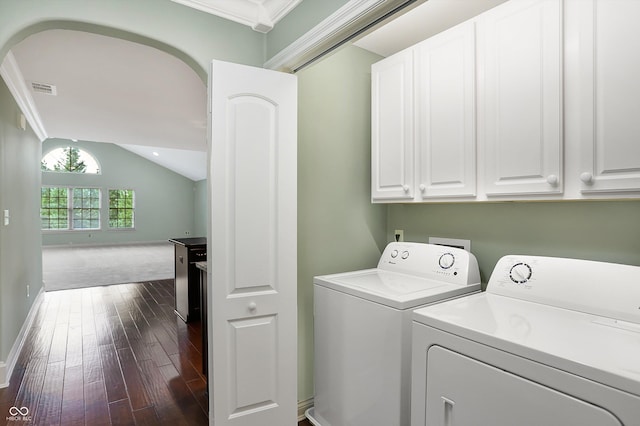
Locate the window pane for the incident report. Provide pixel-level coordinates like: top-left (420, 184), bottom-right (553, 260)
top-left (109, 189), bottom-right (135, 228)
top-left (41, 147), bottom-right (100, 174)
top-left (41, 187), bottom-right (69, 230)
top-left (71, 187), bottom-right (100, 229)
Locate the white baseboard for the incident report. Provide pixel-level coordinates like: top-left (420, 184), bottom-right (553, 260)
top-left (0, 287), bottom-right (45, 388)
top-left (298, 397), bottom-right (314, 421)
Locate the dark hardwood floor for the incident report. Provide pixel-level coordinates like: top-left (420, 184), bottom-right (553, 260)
top-left (0, 280), bottom-right (313, 425)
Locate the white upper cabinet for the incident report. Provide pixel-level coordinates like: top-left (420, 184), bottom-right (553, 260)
top-left (415, 21), bottom-right (477, 199)
top-left (479, 0), bottom-right (563, 196)
top-left (370, 0), bottom-right (640, 203)
top-left (577, 0), bottom-right (640, 194)
top-left (371, 50), bottom-right (415, 201)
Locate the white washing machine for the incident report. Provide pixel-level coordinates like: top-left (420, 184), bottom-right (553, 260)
top-left (411, 255), bottom-right (640, 426)
top-left (306, 242), bottom-right (481, 426)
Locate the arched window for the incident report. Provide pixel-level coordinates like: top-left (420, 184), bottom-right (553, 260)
top-left (41, 146), bottom-right (101, 174)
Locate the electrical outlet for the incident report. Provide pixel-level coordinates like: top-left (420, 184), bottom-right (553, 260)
top-left (26, 284), bottom-right (30, 299)
top-left (394, 229), bottom-right (404, 242)
top-left (185, 231), bottom-right (191, 235)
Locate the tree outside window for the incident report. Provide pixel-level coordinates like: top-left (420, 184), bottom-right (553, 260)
top-left (41, 187), bottom-right (100, 230)
top-left (41, 187), bottom-right (69, 229)
top-left (109, 189), bottom-right (135, 229)
top-left (41, 146), bottom-right (100, 173)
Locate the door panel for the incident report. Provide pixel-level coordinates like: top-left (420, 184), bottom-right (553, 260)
top-left (371, 50), bottom-right (415, 201)
top-left (415, 21), bottom-right (476, 198)
top-left (209, 59), bottom-right (297, 426)
top-left (424, 346), bottom-right (621, 426)
top-left (480, 0), bottom-right (563, 195)
top-left (579, 0), bottom-right (640, 192)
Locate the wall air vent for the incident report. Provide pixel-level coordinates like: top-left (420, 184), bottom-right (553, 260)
top-left (31, 82), bottom-right (57, 95)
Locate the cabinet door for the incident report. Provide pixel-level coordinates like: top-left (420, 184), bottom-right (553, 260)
top-left (578, 0), bottom-right (640, 193)
top-left (371, 50), bottom-right (414, 201)
top-left (415, 21), bottom-right (476, 199)
top-left (480, 0), bottom-right (563, 196)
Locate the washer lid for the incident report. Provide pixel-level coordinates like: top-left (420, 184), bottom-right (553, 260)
top-left (314, 269), bottom-right (480, 310)
top-left (413, 293), bottom-right (640, 397)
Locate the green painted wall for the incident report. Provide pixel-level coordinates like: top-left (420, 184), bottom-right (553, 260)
top-left (0, 78), bottom-right (43, 362)
top-left (266, 0), bottom-right (351, 59)
top-left (297, 45), bottom-right (387, 400)
top-left (41, 139), bottom-right (197, 245)
top-left (387, 201), bottom-right (640, 286)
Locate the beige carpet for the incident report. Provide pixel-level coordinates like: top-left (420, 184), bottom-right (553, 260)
top-left (42, 242), bottom-right (174, 291)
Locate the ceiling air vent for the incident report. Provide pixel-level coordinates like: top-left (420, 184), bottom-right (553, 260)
top-left (31, 82), bottom-right (57, 96)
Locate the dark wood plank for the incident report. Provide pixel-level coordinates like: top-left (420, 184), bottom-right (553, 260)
top-left (84, 380), bottom-right (110, 426)
top-left (98, 344), bottom-right (127, 403)
top-left (170, 350), bottom-right (201, 383)
top-left (137, 359), bottom-right (188, 425)
top-left (82, 333), bottom-right (103, 384)
top-left (158, 364), bottom-right (208, 424)
top-left (60, 365), bottom-right (84, 426)
top-left (116, 348), bottom-right (151, 410)
top-left (185, 378), bottom-right (208, 415)
top-left (107, 315), bottom-right (129, 350)
top-left (107, 399), bottom-right (135, 426)
top-left (48, 324), bottom-right (69, 364)
top-left (13, 356), bottom-right (47, 418)
top-left (33, 360), bottom-right (64, 426)
top-left (132, 406), bottom-right (162, 425)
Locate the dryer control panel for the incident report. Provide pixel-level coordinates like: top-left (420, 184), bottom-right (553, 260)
top-left (488, 255), bottom-right (640, 325)
top-left (378, 242), bottom-right (480, 286)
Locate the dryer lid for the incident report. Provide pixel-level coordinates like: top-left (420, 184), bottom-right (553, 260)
top-left (413, 292), bottom-right (640, 398)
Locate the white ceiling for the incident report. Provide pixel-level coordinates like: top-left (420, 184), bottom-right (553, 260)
top-left (354, 0), bottom-right (508, 57)
top-left (2, 0), bottom-right (508, 183)
top-left (8, 29), bottom-right (208, 181)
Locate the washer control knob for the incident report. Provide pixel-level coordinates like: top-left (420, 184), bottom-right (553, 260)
top-left (510, 263), bottom-right (532, 284)
top-left (401, 251), bottom-right (409, 259)
top-left (391, 250), bottom-right (398, 258)
top-left (439, 253), bottom-right (455, 269)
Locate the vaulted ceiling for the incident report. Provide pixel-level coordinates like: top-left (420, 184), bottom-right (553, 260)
top-left (1, 0), bottom-right (507, 181)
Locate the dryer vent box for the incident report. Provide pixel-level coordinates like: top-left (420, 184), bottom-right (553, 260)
top-left (428, 237), bottom-right (471, 252)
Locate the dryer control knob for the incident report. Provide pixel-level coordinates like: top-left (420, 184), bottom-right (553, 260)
top-left (439, 253), bottom-right (455, 269)
top-left (510, 263), bottom-right (532, 284)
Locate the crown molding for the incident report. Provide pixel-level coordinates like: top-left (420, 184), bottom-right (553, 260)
top-left (171, 0), bottom-right (302, 33)
top-left (0, 52), bottom-right (48, 141)
top-left (264, 0), bottom-right (414, 72)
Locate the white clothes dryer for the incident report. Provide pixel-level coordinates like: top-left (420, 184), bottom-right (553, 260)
top-left (306, 242), bottom-right (481, 426)
top-left (411, 255), bottom-right (640, 426)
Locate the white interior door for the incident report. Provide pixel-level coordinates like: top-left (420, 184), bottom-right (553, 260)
top-left (208, 60), bottom-right (297, 426)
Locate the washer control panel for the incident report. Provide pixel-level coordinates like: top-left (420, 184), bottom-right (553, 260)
top-left (379, 242), bottom-right (480, 286)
